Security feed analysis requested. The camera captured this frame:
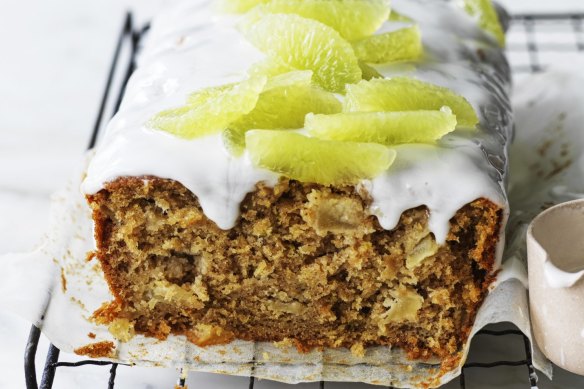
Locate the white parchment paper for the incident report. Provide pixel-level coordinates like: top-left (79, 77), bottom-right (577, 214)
top-left (6, 65), bottom-right (584, 387)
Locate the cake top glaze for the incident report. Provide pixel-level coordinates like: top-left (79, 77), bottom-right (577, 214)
top-left (83, 0), bottom-right (512, 246)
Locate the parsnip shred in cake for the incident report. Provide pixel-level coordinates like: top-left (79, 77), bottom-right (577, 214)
top-left (82, 0), bottom-right (512, 376)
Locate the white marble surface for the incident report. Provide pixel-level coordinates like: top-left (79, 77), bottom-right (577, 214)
top-left (1, 0), bottom-right (584, 388)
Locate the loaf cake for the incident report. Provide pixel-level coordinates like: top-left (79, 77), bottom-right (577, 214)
top-left (83, 0), bottom-right (512, 371)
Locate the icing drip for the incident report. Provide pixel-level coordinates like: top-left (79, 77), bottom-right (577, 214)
top-left (366, 143), bottom-right (505, 244)
top-left (83, 128), bottom-right (278, 230)
top-left (83, 0), bottom-right (511, 245)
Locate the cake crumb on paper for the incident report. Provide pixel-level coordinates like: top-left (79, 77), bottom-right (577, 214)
top-left (74, 341), bottom-right (115, 358)
top-left (60, 268), bottom-right (67, 293)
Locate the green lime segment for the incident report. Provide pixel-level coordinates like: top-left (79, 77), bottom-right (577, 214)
top-left (149, 76), bottom-right (266, 139)
top-left (241, 13), bottom-right (362, 93)
top-left (263, 70), bottom-right (313, 90)
top-left (353, 25), bottom-right (423, 64)
top-left (359, 61), bottom-right (382, 81)
top-left (222, 127), bottom-right (248, 156)
top-left (186, 83), bottom-right (234, 106)
top-left (224, 71), bottom-right (342, 155)
top-left (388, 11), bottom-right (413, 22)
top-left (344, 77), bottom-right (479, 128)
top-left (462, 0), bottom-right (505, 47)
top-left (256, 0), bottom-right (390, 41)
top-left (248, 57), bottom-right (297, 79)
top-left (306, 108), bottom-right (457, 145)
top-left (234, 83), bottom-right (341, 130)
top-left (246, 130), bottom-right (395, 184)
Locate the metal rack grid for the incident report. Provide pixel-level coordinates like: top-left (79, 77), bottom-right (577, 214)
top-left (22, 10), bottom-right (584, 389)
top-left (507, 13), bottom-right (584, 74)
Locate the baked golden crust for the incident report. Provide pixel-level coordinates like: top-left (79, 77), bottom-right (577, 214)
top-left (87, 176), bottom-right (501, 361)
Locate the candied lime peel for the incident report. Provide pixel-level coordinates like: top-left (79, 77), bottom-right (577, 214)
top-left (344, 77), bottom-right (479, 128)
top-left (240, 13), bottom-right (362, 93)
top-left (353, 25), bottom-right (423, 64)
top-left (254, 0), bottom-right (390, 41)
top-left (149, 76), bottom-right (267, 139)
top-left (462, 0), bottom-right (506, 47)
top-left (306, 107), bottom-right (457, 145)
top-left (222, 127), bottom-right (248, 157)
top-left (246, 130), bottom-right (396, 185)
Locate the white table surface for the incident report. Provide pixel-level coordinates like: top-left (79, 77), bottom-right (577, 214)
top-left (2, 0), bottom-right (584, 388)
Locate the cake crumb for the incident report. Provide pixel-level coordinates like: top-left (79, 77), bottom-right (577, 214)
top-left (350, 343), bottom-right (365, 357)
top-left (86, 251), bottom-right (97, 262)
top-left (87, 332), bottom-right (96, 339)
top-left (74, 341), bottom-right (115, 358)
top-left (60, 268), bottom-right (67, 293)
top-left (273, 338), bottom-right (294, 349)
top-left (109, 318), bottom-right (135, 342)
top-left (185, 324), bottom-right (235, 347)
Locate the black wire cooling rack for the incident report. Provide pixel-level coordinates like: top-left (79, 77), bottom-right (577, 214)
top-left (22, 10), bottom-right (584, 389)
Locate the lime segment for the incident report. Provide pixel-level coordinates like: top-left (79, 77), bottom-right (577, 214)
top-left (462, 0), bottom-right (505, 47)
top-left (224, 71), bottom-right (342, 155)
top-left (256, 0), bottom-right (390, 41)
top-left (248, 57), bottom-right (298, 79)
top-left (149, 77), bottom-right (266, 139)
top-left (241, 13), bottom-right (362, 92)
top-left (246, 130), bottom-right (395, 184)
top-left (306, 108), bottom-right (457, 145)
top-left (344, 77), bottom-right (479, 128)
top-left (353, 25), bottom-right (423, 64)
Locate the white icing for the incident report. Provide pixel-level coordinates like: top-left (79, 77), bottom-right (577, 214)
top-left (83, 128), bottom-right (277, 229)
top-left (543, 260), bottom-right (584, 289)
top-left (83, 0), bottom-right (511, 245)
top-left (366, 144), bottom-right (505, 244)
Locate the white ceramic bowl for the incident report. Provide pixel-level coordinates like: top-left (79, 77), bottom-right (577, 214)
top-left (527, 199), bottom-right (584, 375)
